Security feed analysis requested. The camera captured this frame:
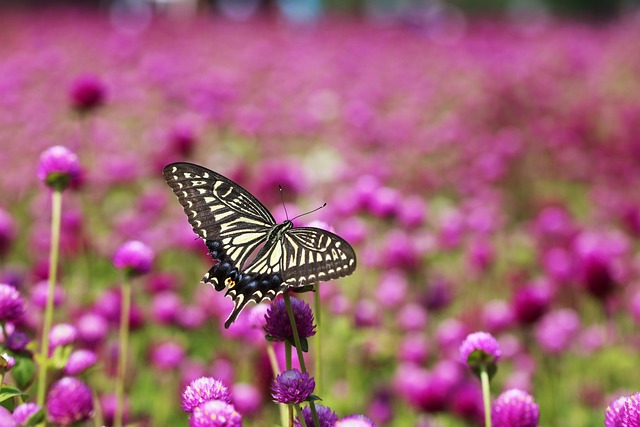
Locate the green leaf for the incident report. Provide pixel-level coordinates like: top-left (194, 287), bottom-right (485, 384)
top-left (305, 394), bottom-right (322, 402)
top-left (0, 385), bottom-right (28, 404)
top-left (11, 353), bottom-right (36, 390)
top-left (51, 345), bottom-right (73, 370)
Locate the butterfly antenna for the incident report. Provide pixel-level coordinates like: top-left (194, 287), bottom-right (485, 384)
top-left (279, 185), bottom-right (290, 220)
top-left (291, 203), bottom-right (327, 222)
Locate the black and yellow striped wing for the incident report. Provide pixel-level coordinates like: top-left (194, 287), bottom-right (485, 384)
top-left (163, 162), bottom-right (357, 328)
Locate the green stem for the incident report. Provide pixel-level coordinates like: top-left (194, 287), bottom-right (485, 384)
top-left (0, 321), bottom-right (7, 341)
top-left (1, 372), bottom-right (5, 387)
top-left (267, 343), bottom-right (289, 427)
top-left (283, 293), bottom-right (320, 427)
top-left (36, 190), bottom-right (62, 411)
top-left (284, 341), bottom-right (293, 426)
top-left (115, 277), bottom-right (132, 427)
top-left (314, 284), bottom-right (322, 395)
top-left (480, 367), bottom-right (492, 427)
top-left (294, 404), bottom-right (307, 427)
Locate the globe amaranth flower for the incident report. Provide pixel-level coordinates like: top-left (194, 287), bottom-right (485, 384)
top-left (295, 404), bottom-right (338, 427)
top-left (0, 406), bottom-right (15, 427)
top-left (113, 240), bottom-right (154, 276)
top-left (46, 377), bottom-right (94, 426)
top-left (1, 352), bottom-right (16, 373)
top-left (271, 369), bottom-right (315, 405)
top-left (37, 146), bottom-right (81, 192)
top-left (182, 377), bottom-right (232, 413)
top-left (12, 403), bottom-right (44, 427)
top-left (605, 392), bottom-right (640, 427)
top-left (336, 415), bottom-right (376, 427)
top-left (460, 331), bottom-right (502, 379)
top-left (189, 400), bottom-right (242, 427)
top-left (0, 283), bottom-right (25, 323)
top-left (150, 340), bottom-right (185, 370)
top-left (69, 74), bottom-right (107, 113)
top-left (49, 323), bottom-right (78, 352)
top-left (491, 389), bottom-right (539, 427)
top-left (64, 349), bottom-right (98, 375)
top-left (0, 208), bottom-right (15, 257)
top-left (6, 331), bottom-right (30, 351)
top-left (264, 296), bottom-right (316, 342)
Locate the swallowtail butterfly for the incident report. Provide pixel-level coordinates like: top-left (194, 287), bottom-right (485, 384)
top-left (163, 162), bottom-right (357, 328)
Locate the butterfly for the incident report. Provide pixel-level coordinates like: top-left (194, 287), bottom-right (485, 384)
top-left (163, 162), bottom-right (357, 328)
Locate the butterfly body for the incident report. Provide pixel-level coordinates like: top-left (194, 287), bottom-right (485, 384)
top-left (163, 162), bottom-right (357, 328)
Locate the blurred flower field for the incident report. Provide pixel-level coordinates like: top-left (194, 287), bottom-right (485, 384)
top-left (1, 7), bottom-right (640, 427)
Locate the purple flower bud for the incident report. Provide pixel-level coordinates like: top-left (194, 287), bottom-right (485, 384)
top-left (151, 291), bottom-right (183, 324)
top-left (64, 349), bottom-right (98, 375)
top-left (0, 208), bottom-right (15, 257)
top-left (231, 383), bottom-right (262, 415)
top-left (76, 312), bottom-right (109, 347)
top-left (69, 74), bottom-right (106, 113)
top-left (0, 283), bottom-right (25, 323)
top-left (294, 404), bottom-right (338, 427)
top-left (182, 377), bottom-right (232, 413)
top-left (605, 395), bottom-right (628, 427)
top-left (271, 369), bottom-right (315, 405)
top-left (336, 415), bottom-right (376, 426)
top-left (6, 331), bottom-right (30, 351)
top-left (12, 402), bottom-right (43, 427)
top-left (0, 406), bottom-right (15, 427)
top-left (460, 331), bottom-right (502, 366)
top-left (37, 146), bottom-right (81, 191)
top-left (46, 377), bottom-right (94, 426)
top-left (491, 389), bottom-right (540, 427)
top-left (511, 284), bottom-right (550, 325)
top-left (31, 280), bottom-right (65, 310)
top-left (189, 400), bottom-right (242, 427)
top-left (1, 352), bottom-right (16, 373)
top-left (113, 240), bottom-right (154, 276)
top-left (264, 296), bottom-right (316, 342)
top-left (49, 323), bottom-right (77, 352)
top-left (99, 394), bottom-right (130, 427)
top-left (534, 309), bottom-right (581, 354)
top-left (151, 341), bottom-right (185, 371)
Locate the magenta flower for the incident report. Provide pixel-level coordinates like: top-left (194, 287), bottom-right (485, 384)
top-left (271, 369), bottom-right (315, 405)
top-left (113, 240), bottom-right (154, 276)
top-left (69, 74), bottom-right (107, 113)
top-left (231, 383), bottom-right (262, 416)
top-left (76, 312), bottom-right (109, 347)
top-left (12, 403), bottom-right (43, 427)
top-left (64, 349), bottom-right (98, 375)
top-left (491, 389), bottom-right (540, 427)
top-left (335, 415), bottom-right (376, 426)
top-left (6, 331), bottom-right (30, 351)
top-left (0, 406), bottom-right (15, 427)
top-left (46, 377), bottom-right (94, 425)
top-left (37, 146), bottom-right (81, 191)
top-left (150, 340), bottom-right (185, 370)
top-left (189, 400), bottom-right (242, 427)
top-left (460, 331), bottom-right (502, 365)
top-left (0, 352), bottom-right (15, 373)
top-left (264, 296), bottom-right (316, 342)
top-left (605, 392), bottom-right (640, 427)
top-left (0, 283), bottom-right (25, 323)
top-left (460, 331), bottom-right (502, 380)
top-left (294, 404), bottom-right (338, 427)
top-left (49, 323), bottom-right (78, 352)
top-left (182, 377), bottom-right (232, 413)
top-left (0, 208), bottom-right (15, 257)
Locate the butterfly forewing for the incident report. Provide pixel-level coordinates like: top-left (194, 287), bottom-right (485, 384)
top-left (162, 162), bottom-right (275, 269)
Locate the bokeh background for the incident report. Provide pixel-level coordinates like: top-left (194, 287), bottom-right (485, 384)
top-left (1, 0), bottom-right (640, 426)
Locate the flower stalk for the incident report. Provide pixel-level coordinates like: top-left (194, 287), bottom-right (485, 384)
top-left (115, 275), bottom-right (132, 427)
top-left (36, 189), bottom-right (62, 409)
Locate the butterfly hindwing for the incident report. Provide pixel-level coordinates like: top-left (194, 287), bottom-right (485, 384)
top-left (279, 227), bottom-right (357, 287)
